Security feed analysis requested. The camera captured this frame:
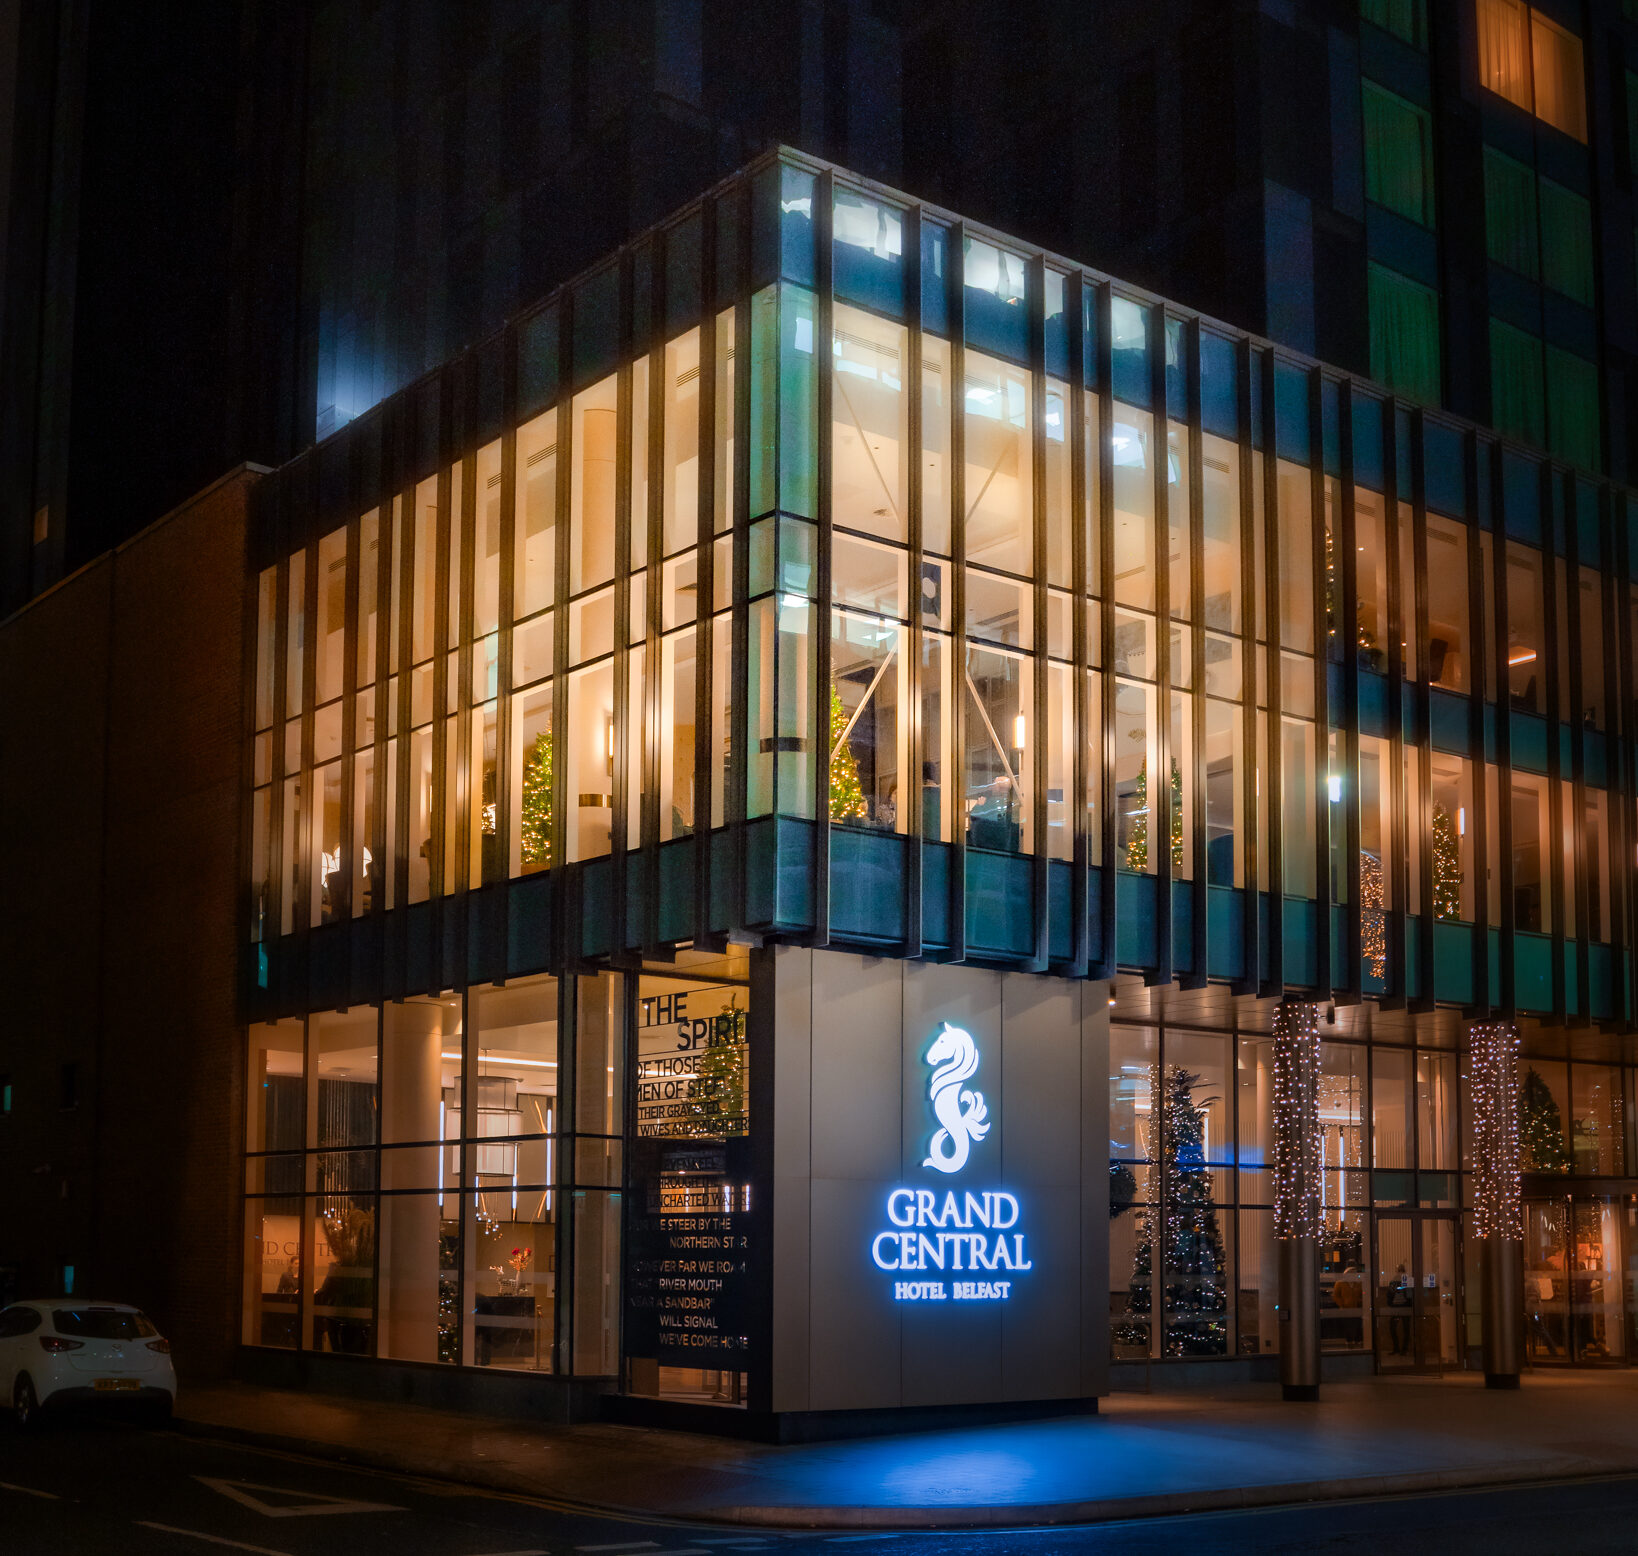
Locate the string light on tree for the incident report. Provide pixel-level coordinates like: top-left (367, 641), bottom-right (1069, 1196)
top-left (1124, 757), bottom-right (1184, 873)
top-left (829, 677), bottom-right (868, 823)
top-left (1470, 1023), bottom-right (1523, 1243)
top-left (519, 730), bottom-right (555, 868)
top-left (1432, 802), bottom-right (1462, 922)
top-left (1272, 1002), bottom-right (1322, 1243)
top-left (1519, 1063), bottom-right (1571, 1175)
top-left (1114, 1063), bottom-right (1229, 1358)
top-left (1361, 850), bottom-right (1386, 981)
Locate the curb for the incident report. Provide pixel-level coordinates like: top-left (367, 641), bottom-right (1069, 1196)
top-left (172, 1412), bottom-right (1638, 1531)
top-left (698, 1456), bottom-right (1632, 1528)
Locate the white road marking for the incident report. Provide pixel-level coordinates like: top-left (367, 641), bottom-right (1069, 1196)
top-left (194, 1475), bottom-right (404, 1518)
top-left (133, 1523), bottom-right (293, 1556)
top-left (0, 1481), bottom-right (59, 1499)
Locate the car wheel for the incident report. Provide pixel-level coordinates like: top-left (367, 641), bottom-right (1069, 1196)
top-left (147, 1394), bottom-right (173, 1426)
top-left (13, 1374), bottom-right (38, 1430)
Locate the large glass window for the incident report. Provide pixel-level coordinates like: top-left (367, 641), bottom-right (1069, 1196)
top-left (830, 609), bottom-right (905, 832)
top-left (964, 644), bottom-right (1031, 852)
top-left (1504, 542), bottom-right (1544, 713)
top-left (1546, 347), bottom-right (1600, 471)
top-left (1540, 179), bottom-right (1594, 306)
top-left (1429, 752), bottom-right (1476, 922)
top-left (244, 979), bottom-right (579, 1373)
top-left (1363, 0), bottom-right (1426, 47)
top-left (831, 303), bottom-right (907, 542)
top-left (963, 350), bottom-right (1032, 577)
top-left (1483, 147), bottom-right (1539, 280)
top-left (1362, 83), bottom-right (1435, 227)
top-left (1476, 1), bottom-right (1587, 141)
top-left (1511, 771), bottom-right (1551, 932)
top-left (1368, 263), bottom-right (1441, 406)
top-left (1423, 514), bottom-right (1470, 692)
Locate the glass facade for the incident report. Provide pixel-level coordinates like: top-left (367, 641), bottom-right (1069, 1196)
top-left (244, 151), bottom-right (1638, 1397)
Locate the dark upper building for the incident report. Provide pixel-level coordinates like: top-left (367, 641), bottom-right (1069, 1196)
top-left (10, 2), bottom-right (1638, 612)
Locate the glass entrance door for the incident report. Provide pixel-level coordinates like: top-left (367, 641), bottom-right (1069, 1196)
top-left (1374, 1213), bottom-right (1460, 1371)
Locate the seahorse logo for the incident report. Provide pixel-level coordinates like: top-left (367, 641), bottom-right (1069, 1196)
top-left (922, 1022), bottom-right (990, 1175)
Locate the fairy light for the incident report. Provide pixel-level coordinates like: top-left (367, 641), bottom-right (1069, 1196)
top-left (1470, 1022), bottom-right (1523, 1242)
top-left (1360, 850), bottom-right (1386, 981)
top-left (1272, 1002), bottom-right (1322, 1242)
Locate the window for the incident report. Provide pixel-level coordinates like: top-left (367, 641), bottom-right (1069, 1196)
top-left (1424, 513), bottom-right (1470, 693)
top-left (1489, 319), bottom-right (1546, 446)
top-left (831, 303), bottom-right (908, 542)
top-left (1362, 0), bottom-right (1426, 48)
top-left (1476, 0), bottom-right (1531, 112)
top-left (1363, 84), bottom-right (1435, 226)
top-left (1483, 148), bottom-right (1538, 279)
top-left (0, 1307), bottom-right (40, 1337)
top-left (1504, 541), bottom-right (1544, 713)
top-left (1368, 263), bottom-right (1440, 404)
top-left (0, 1074), bottom-right (9, 1116)
top-left (1539, 178), bottom-right (1593, 305)
top-left (1530, 11), bottom-right (1587, 140)
top-left (1511, 771), bottom-right (1551, 932)
top-left (1475, 1), bottom-right (1587, 142)
top-left (1546, 345), bottom-right (1600, 471)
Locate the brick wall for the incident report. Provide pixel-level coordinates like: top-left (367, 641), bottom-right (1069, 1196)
top-left (0, 467), bottom-right (257, 1378)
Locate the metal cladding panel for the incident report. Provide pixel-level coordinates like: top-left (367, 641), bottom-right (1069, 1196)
top-left (771, 946), bottom-right (814, 1414)
top-left (810, 954), bottom-right (904, 1183)
top-left (772, 946), bottom-right (1102, 1416)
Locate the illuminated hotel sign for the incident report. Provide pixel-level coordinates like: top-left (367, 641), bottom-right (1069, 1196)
top-left (870, 1023), bottom-right (1032, 1302)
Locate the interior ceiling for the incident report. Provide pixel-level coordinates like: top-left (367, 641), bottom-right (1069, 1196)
top-left (1107, 974), bottom-right (1638, 1060)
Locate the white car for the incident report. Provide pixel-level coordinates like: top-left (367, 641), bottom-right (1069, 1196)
top-left (0, 1300), bottom-right (177, 1426)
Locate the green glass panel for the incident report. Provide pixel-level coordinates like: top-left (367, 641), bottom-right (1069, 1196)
top-left (749, 283), bottom-right (820, 522)
top-left (1362, 82), bottom-right (1435, 226)
top-left (1539, 177), bottom-right (1594, 306)
top-left (1361, 0), bottom-right (1426, 47)
top-left (1483, 147), bottom-right (1538, 279)
top-left (1368, 262), bottom-right (1441, 405)
top-left (750, 285), bottom-right (779, 517)
top-left (1489, 318), bottom-right (1546, 447)
top-left (779, 286), bottom-right (818, 518)
top-left (1546, 346), bottom-right (1600, 471)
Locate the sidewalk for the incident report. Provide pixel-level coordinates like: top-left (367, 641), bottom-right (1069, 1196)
top-left (174, 1370), bottom-right (1638, 1529)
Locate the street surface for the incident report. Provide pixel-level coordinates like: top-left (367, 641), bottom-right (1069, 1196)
top-left (3, 1418), bottom-right (1638, 1554)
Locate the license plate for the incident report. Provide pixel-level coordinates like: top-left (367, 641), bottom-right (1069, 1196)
top-left (93, 1378), bottom-right (139, 1392)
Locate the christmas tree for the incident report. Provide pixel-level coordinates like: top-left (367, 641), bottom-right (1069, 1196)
top-left (1117, 1065), bottom-right (1229, 1357)
top-left (1123, 758), bottom-right (1184, 872)
top-left (1432, 802), bottom-right (1462, 921)
top-left (681, 994), bottom-right (749, 1137)
top-left (829, 676), bottom-right (868, 823)
top-left (1520, 1065), bottom-right (1571, 1173)
top-left (519, 730), bottom-right (554, 869)
top-left (1361, 850), bottom-right (1386, 980)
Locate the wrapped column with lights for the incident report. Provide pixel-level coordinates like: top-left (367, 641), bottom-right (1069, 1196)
top-left (1469, 1021), bottom-right (1524, 1388)
top-left (1272, 1000), bottom-right (1322, 1401)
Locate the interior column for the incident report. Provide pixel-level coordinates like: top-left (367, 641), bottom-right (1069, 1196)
top-left (378, 1000), bottom-right (448, 1361)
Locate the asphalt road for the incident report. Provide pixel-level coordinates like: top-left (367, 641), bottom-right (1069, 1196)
top-left (4, 1417), bottom-right (1638, 1556)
